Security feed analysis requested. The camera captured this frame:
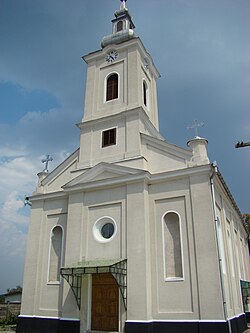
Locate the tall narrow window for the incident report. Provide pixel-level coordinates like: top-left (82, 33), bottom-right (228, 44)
top-left (163, 212), bottom-right (183, 279)
top-left (227, 229), bottom-right (235, 277)
top-left (240, 238), bottom-right (246, 278)
top-left (49, 226), bottom-right (63, 282)
top-left (116, 20), bottom-right (123, 32)
top-left (234, 230), bottom-right (241, 278)
top-left (106, 74), bottom-right (118, 101)
top-left (143, 81), bottom-right (147, 106)
top-left (143, 80), bottom-right (149, 109)
top-left (216, 217), bottom-right (226, 274)
top-left (102, 128), bottom-right (116, 147)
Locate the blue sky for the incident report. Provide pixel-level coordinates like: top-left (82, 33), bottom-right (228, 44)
top-left (0, 0), bottom-right (249, 294)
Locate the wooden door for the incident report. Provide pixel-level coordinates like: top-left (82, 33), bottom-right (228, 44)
top-left (91, 273), bottom-right (119, 331)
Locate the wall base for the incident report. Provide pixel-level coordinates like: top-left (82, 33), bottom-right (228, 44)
top-left (125, 314), bottom-right (247, 333)
top-left (16, 316), bottom-right (80, 333)
top-left (16, 314), bottom-right (247, 333)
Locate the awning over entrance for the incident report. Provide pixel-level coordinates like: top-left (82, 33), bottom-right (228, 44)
top-left (60, 258), bottom-right (127, 310)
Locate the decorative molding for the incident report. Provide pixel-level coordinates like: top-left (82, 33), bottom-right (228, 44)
top-left (18, 315), bottom-right (80, 321)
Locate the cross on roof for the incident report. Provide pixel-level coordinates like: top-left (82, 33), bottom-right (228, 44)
top-left (187, 119), bottom-right (204, 138)
top-left (41, 154), bottom-right (53, 173)
top-left (120, 0), bottom-right (127, 9)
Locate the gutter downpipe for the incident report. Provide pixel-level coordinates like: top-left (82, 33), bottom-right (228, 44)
top-left (210, 161), bottom-right (232, 333)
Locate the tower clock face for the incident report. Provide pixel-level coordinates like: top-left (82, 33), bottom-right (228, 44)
top-left (105, 50), bottom-right (118, 63)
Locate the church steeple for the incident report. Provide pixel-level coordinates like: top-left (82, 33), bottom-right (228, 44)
top-left (78, 1), bottom-right (161, 168)
top-left (101, 0), bottom-right (135, 48)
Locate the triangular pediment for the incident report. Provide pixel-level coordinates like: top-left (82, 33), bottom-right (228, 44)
top-left (63, 162), bottom-right (145, 189)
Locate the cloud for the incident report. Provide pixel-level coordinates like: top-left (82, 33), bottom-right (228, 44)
top-left (0, 107), bottom-right (80, 159)
top-left (0, 156), bottom-right (38, 195)
top-left (0, 0), bottom-right (249, 294)
top-left (0, 192), bottom-right (28, 256)
top-left (0, 148), bottom-right (73, 293)
top-left (2, 192), bottom-right (26, 223)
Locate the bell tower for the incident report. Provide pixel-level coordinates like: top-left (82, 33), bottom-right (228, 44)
top-left (78, 0), bottom-right (161, 169)
top-left (101, 0), bottom-right (135, 48)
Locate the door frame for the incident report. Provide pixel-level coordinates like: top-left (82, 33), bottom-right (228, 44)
top-left (80, 274), bottom-right (122, 332)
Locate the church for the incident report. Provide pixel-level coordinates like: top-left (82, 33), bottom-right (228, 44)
top-left (17, 1), bottom-right (250, 333)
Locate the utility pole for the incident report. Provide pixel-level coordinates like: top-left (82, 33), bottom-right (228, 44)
top-left (235, 141), bottom-right (250, 148)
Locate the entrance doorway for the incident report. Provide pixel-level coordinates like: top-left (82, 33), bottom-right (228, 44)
top-left (91, 273), bottom-right (119, 331)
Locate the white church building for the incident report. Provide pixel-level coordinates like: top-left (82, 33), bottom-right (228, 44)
top-left (17, 1), bottom-right (250, 333)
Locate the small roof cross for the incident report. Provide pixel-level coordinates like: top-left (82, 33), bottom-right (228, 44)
top-left (120, 0), bottom-right (127, 9)
top-left (41, 154), bottom-right (53, 173)
top-left (187, 119), bottom-right (204, 138)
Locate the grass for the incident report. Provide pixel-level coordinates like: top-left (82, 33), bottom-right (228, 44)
top-left (0, 314), bottom-right (18, 331)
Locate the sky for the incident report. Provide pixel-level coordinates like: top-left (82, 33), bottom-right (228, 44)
top-left (0, 0), bottom-right (249, 294)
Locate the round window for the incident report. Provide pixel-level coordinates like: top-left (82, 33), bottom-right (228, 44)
top-left (101, 223), bottom-right (114, 239)
top-left (93, 216), bottom-right (117, 243)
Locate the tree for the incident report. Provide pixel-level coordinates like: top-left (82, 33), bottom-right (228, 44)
top-left (6, 286), bottom-right (22, 294)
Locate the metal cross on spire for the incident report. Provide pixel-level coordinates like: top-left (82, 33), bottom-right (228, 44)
top-left (187, 119), bottom-right (204, 138)
top-left (41, 154), bottom-right (53, 173)
top-left (120, 0), bottom-right (127, 9)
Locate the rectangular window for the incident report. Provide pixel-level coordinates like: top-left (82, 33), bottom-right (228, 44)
top-left (102, 128), bottom-right (116, 147)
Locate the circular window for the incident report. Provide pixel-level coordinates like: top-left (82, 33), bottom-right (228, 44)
top-left (93, 216), bottom-right (117, 243)
top-left (101, 223), bottom-right (114, 239)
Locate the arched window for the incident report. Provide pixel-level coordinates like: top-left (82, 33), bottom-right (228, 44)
top-left (227, 228), bottom-right (235, 278)
top-left (163, 212), bottom-right (183, 279)
top-left (48, 225), bottom-right (63, 282)
top-left (143, 81), bottom-right (148, 107)
top-left (106, 73), bottom-right (118, 101)
top-left (116, 20), bottom-right (123, 32)
top-left (216, 217), bottom-right (226, 274)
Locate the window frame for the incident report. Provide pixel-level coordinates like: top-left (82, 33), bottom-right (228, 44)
top-left (92, 216), bottom-right (117, 243)
top-left (47, 225), bottom-right (64, 285)
top-left (161, 211), bottom-right (184, 281)
top-left (142, 79), bottom-right (150, 110)
top-left (104, 72), bottom-right (120, 103)
top-left (216, 215), bottom-right (227, 275)
top-left (116, 20), bottom-right (124, 32)
top-left (101, 127), bottom-right (117, 148)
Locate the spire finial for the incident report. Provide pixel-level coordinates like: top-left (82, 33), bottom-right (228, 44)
top-left (41, 154), bottom-right (53, 173)
top-left (120, 0), bottom-right (127, 10)
top-left (187, 119), bottom-right (204, 138)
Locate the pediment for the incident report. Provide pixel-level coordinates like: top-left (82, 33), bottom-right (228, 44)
top-left (63, 162), bottom-right (145, 189)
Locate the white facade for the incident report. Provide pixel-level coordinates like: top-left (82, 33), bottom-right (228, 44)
top-left (18, 3), bottom-right (249, 333)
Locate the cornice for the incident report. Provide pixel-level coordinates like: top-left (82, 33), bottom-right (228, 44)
top-left (213, 169), bottom-right (243, 220)
top-left (82, 37), bottom-right (160, 79)
top-left (28, 164), bottom-right (212, 202)
top-left (62, 172), bottom-right (150, 193)
top-left (77, 107), bottom-right (163, 142)
top-left (29, 190), bottom-right (67, 202)
top-left (149, 164), bottom-right (211, 184)
top-left (63, 164), bottom-right (211, 194)
top-left (77, 108), bottom-right (140, 128)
